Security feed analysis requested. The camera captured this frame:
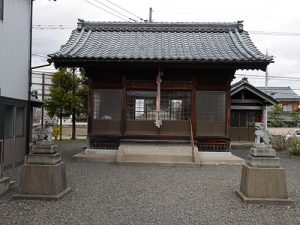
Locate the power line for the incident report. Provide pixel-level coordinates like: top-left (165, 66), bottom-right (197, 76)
top-left (249, 31), bottom-right (300, 37)
top-left (102, 0), bottom-right (144, 21)
top-left (235, 74), bottom-right (300, 81)
top-left (82, 0), bottom-right (128, 21)
top-left (32, 53), bottom-right (48, 59)
top-left (92, 0), bottom-right (137, 22)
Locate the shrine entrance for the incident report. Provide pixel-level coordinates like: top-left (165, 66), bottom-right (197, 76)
top-left (230, 110), bottom-right (261, 142)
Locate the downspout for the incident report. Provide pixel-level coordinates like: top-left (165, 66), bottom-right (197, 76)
top-left (26, 0), bottom-right (34, 155)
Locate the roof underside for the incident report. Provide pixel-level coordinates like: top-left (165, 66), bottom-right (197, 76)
top-left (49, 21), bottom-right (273, 70)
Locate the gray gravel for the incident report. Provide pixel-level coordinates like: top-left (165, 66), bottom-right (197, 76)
top-left (1, 141), bottom-right (299, 225)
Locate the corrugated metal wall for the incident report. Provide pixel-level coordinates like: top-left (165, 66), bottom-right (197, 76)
top-left (0, 0), bottom-right (30, 100)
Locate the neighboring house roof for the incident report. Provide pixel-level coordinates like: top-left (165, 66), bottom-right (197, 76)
top-left (30, 96), bottom-right (43, 108)
top-left (49, 20), bottom-right (272, 70)
top-left (231, 77), bottom-right (278, 105)
top-left (257, 87), bottom-right (300, 101)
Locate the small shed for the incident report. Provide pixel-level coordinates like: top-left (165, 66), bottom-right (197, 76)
top-left (49, 20), bottom-right (272, 151)
top-left (231, 78), bottom-right (277, 141)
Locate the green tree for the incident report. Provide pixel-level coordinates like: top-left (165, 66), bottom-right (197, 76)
top-left (269, 104), bottom-right (284, 127)
top-left (45, 68), bottom-right (88, 140)
top-left (289, 111), bottom-right (300, 127)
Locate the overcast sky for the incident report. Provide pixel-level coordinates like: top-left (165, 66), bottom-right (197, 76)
top-left (32, 0), bottom-right (300, 91)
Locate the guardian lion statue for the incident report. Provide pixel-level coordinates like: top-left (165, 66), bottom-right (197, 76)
top-left (254, 122), bottom-right (272, 148)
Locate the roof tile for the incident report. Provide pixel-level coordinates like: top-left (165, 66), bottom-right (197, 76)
top-left (50, 20), bottom-right (272, 66)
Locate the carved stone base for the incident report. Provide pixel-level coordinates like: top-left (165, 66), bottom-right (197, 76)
top-left (27, 153), bottom-right (62, 165)
top-left (31, 143), bottom-right (58, 154)
top-left (13, 162), bottom-right (71, 200)
top-left (237, 164), bottom-right (293, 205)
top-left (250, 148), bottom-right (276, 157)
top-left (247, 155), bottom-right (280, 168)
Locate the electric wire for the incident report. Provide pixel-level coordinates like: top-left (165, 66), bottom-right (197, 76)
top-left (82, 0), bottom-right (128, 21)
top-left (92, 0), bottom-right (137, 22)
top-left (102, 0), bottom-right (144, 21)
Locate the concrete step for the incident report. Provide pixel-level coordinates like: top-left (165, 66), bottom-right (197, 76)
top-left (121, 144), bottom-right (193, 155)
top-left (230, 142), bottom-right (254, 150)
top-left (122, 153), bottom-right (193, 163)
top-left (118, 143), bottom-right (195, 164)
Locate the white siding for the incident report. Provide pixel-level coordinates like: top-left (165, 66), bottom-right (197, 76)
top-left (0, 0), bottom-right (31, 101)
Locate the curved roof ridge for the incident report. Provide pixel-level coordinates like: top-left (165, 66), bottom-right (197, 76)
top-left (234, 29), bottom-right (259, 59)
top-left (77, 19), bottom-right (244, 32)
top-left (62, 29), bottom-right (85, 55)
top-left (229, 30), bottom-right (251, 59)
top-left (69, 30), bottom-right (92, 56)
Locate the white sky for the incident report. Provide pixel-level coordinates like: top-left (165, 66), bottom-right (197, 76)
top-left (32, 0), bottom-right (300, 92)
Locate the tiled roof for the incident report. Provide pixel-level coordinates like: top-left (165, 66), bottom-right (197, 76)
top-left (49, 20), bottom-right (272, 68)
top-left (257, 87), bottom-right (300, 100)
top-left (231, 78), bottom-right (278, 105)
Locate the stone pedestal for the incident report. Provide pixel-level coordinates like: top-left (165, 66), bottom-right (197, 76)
top-left (13, 142), bottom-right (71, 200)
top-left (236, 146), bottom-right (294, 205)
top-left (0, 177), bottom-right (11, 196)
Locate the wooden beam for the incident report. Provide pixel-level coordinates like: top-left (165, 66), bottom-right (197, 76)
top-left (231, 106), bottom-right (263, 110)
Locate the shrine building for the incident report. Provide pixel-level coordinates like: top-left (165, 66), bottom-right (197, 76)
top-left (49, 20), bottom-right (272, 153)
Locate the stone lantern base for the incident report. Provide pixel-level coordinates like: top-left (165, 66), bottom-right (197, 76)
top-left (13, 142), bottom-right (71, 200)
top-left (236, 164), bottom-right (294, 205)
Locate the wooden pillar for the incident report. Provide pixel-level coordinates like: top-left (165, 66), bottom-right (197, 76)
top-left (121, 75), bottom-right (126, 136)
top-left (192, 76), bottom-right (197, 137)
top-left (87, 77), bottom-right (93, 148)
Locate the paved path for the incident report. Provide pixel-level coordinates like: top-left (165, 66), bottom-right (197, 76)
top-left (1, 142), bottom-right (299, 225)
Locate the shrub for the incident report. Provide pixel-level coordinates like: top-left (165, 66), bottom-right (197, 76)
top-left (286, 137), bottom-right (300, 155)
top-left (52, 125), bottom-right (61, 141)
top-left (272, 135), bottom-right (287, 152)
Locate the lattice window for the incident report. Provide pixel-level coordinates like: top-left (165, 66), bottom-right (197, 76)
top-left (92, 89), bottom-right (122, 120)
top-left (127, 90), bottom-right (191, 120)
top-left (196, 91), bottom-right (226, 136)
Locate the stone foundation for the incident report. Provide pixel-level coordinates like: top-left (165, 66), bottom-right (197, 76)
top-left (13, 142), bottom-right (71, 200)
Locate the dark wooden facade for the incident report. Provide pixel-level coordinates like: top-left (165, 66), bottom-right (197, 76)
top-left (85, 66), bottom-right (234, 151)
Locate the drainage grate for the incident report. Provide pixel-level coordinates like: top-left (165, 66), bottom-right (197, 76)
top-left (90, 142), bottom-right (119, 150)
top-left (197, 142), bottom-right (229, 152)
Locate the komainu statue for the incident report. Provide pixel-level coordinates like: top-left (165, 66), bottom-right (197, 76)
top-left (254, 122), bottom-right (272, 148)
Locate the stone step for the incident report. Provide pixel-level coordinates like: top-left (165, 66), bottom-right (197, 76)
top-left (121, 153), bottom-right (193, 163)
top-left (118, 143), bottom-right (195, 164)
top-left (121, 144), bottom-right (193, 155)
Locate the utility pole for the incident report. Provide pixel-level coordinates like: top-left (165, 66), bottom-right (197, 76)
top-left (149, 7), bottom-right (153, 22)
top-left (41, 73), bottom-right (45, 128)
top-left (265, 49), bottom-right (269, 88)
top-left (264, 49), bottom-right (269, 129)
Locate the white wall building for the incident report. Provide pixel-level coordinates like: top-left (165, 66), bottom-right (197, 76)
top-left (0, 0), bottom-right (32, 168)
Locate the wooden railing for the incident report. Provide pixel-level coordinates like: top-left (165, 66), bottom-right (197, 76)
top-left (189, 120), bottom-right (195, 162)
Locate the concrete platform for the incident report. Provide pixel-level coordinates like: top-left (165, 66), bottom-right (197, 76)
top-left (230, 142), bottom-right (254, 150)
top-left (199, 152), bottom-right (244, 165)
top-left (72, 145), bottom-right (243, 166)
top-left (117, 143), bottom-right (198, 165)
top-left (73, 150), bottom-right (117, 163)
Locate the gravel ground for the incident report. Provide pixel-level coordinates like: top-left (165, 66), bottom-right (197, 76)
top-left (1, 141), bottom-right (299, 225)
